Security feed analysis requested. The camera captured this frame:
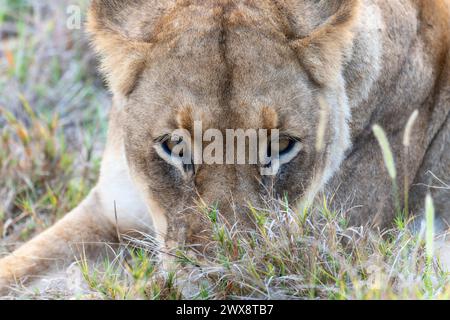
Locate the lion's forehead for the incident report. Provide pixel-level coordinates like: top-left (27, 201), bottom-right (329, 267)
top-left (150, 0), bottom-right (288, 39)
top-left (141, 0), bottom-right (310, 88)
top-left (133, 44), bottom-right (314, 136)
top-left (132, 25), bottom-right (314, 134)
top-left (123, 1), bottom-right (325, 137)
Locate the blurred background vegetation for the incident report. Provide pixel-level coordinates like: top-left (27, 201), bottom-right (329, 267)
top-left (0, 0), bottom-right (109, 253)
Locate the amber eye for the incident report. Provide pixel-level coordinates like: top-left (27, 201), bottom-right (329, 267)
top-left (278, 137), bottom-right (296, 155)
top-left (267, 137), bottom-right (297, 158)
top-left (156, 135), bottom-right (194, 177)
top-left (162, 137), bottom-right (184, 157)
top-left (261, 136), bottom-right (302, 175)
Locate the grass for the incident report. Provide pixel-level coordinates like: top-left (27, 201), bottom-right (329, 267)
top-left (1, 0), bottom-right (449, 300)
top-left (57, 193), bottom-right (449, 300)
top-left (0, 1), bottom-right (108, 253)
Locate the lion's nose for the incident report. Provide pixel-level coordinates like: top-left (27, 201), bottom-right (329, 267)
top-left (194, 165), bottom-right (263, 226)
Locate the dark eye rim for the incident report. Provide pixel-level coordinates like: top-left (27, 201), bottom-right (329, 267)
top-left (268, 136), bottom-right (301, 157)
top-left (161, 140), bottom-right (173, 155)
top-left (154, 135), bottom-right (195, 176)
top-left (157, 135), bottom-right (184, 157)
top-left (279, 139), bottom-right (297, 155)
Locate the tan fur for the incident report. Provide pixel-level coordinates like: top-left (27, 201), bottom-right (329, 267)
top-left (1, 0), bottom-right (449, 294)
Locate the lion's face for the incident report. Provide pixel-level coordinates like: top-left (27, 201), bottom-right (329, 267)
top-left (88, 0), bottom-right (359, 247)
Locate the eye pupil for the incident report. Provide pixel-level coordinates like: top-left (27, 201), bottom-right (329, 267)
top-left (156, 135), bottom-right (194, 176)
top-left (267, 138), bottom-right (296, 157)
top-left (279, 139), bottom-right (295, 155)
top-left (162, 137), bottom-right (184, 157)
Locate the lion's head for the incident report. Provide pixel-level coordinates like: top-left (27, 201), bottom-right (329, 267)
top-left (88, 0), bottom-right (360, 249)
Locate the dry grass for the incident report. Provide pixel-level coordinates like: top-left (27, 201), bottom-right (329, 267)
top-left (0, 0), bottom-right (108, 251)
top-left (0, 0), bottom-right (449, 300)
top-left (64, 195), bottom-right (448, 300)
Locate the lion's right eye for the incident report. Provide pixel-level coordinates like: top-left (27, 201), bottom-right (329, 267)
top-left (155, 135), bottom-right (194, 178)
top-left (161, 138), bottom-right (184, 158)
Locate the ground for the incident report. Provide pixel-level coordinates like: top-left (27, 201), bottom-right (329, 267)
top-left (0, 0), bottom-right (449, 300)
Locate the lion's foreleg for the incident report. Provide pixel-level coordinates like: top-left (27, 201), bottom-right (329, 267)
top-left (0, 189), bottom-right (117, 295)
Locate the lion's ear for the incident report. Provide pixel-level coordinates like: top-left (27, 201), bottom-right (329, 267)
top-left (288, 0), bottom-right (361, 87)
top-left (87, 0), bottom-right (167, 95)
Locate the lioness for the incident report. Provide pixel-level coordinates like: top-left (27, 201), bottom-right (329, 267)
top-left (0, 0), bottom-right (449, 294)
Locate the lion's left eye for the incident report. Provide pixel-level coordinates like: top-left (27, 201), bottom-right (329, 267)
top-left (261, 136), bottom-right (302, 175)
top-left (278, 138), bottom-right (297, 156)
top-left (266, 137), bottom-right (301, 158)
